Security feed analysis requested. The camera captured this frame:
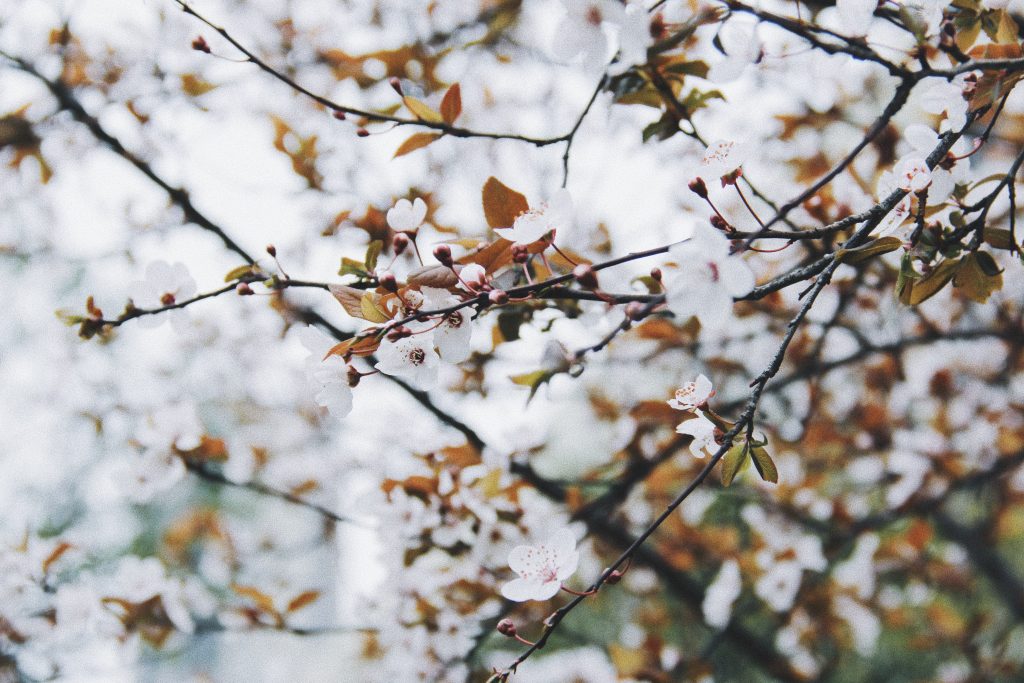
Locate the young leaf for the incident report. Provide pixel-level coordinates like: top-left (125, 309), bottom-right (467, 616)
top-left (907, 258), bottom-right (960, 305)
top-left (750, 445), bottom-right (779, 484)
top-left (510, 369), bottom-right (554, 402)
top-left (224, 264), bottom-right (259, 282)
top-left (835, 236), bottom-right (903, 264)
top-left (482, 177), bottom-right (529, 230)
top-left (328, 284), bottom-right (367, 318)
top-left (365, 240), bottom-right (384, 271)
top-left (953, 251), bottom-right (1002, 303)
top-left (286, 590), bottom-right (321, 613)
top-left (720, 442), bottom-right (749, 487)
top-left (232, 584), bottom-right (277, 613)
top-left (360, 291), bottom-right (392, 323)
top-left (402, 96), bottom-right (444, 123)
top-left (394, 132), bottom-right (442, 158)
top-left (440, 83), bottom-right (462, 124)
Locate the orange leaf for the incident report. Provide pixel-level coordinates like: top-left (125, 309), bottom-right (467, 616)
top-left (402, 96), bottom-right (444, 123)
top-left (286, 590), bottom-right (321, 613)
top-left (440, 83), bottom-right (462, 124)
top-left (328, 284), bottom-right (367, 318)
top-left (481, 177), bottom-right (529, 230)
top-left (231, 584), bottom-right (276, 613)
top-left (324, 334), bottom-right (381, 360)
top-left (457, 237), bottom-right (514, 273)
top-left (393, 132), bottom-right (442, 158)
top-left (42, 541), bottom-right (73, 574)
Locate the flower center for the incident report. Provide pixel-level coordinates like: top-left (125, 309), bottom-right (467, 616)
top-left (160, 292), bottom-right (176, 306)
top-left (708, 261), bottom-right (720, 282)
top-left (586, 6), bottom-right (603, 25)
top-left (407, 348), bottom-right (425, 366)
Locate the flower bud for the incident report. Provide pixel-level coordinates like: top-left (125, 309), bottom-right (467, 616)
top-left (347, 365), bottom-right (361, 388)
top-left (688, 177), bottom-right (708, 199)
top-left (496, 619), bottom-right (517, 637)
top-left (488, 289), bottom-right (509, 306)
top-left (433, 244), bottom-right (453, 267)
top-left (511, 244), bottom-right (529, 264)
top-left (625, 302), bottom-right (647, 321)
top-left (266, 244), bottom-right (277, 257)
top-left (606, 569), bottom-right (624, 584)
top-left (388, 77), bottom-right (403, 96)
top-left (191, 36), bottom-right (211, 53)
top-left (356, 127), bottom-right (370, 137)
top-left (386, 325), bottom-right (412, 342)
top-left (378, 271), bottom-right (398, 293)
top-left (332, 110), bottom-right (347, 121)
top-left (236, 282), bottom-right (254, 296)
top-left (710, 215), bottom-right (731, 232)
top-left (649, 267), bottom-right (662, 282)
top-left (391, 233), bottom-right (409, 255)
top-left (573, 264), bottom-right (599, 290)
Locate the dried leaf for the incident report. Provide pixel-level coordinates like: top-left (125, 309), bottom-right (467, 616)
top-left (953, 251), bottom-right (1002, 303)
top-left (907, 258), bottom-right (960, 305)
top-left (458, 237), bottom-right (514, 273)
top-left (408, 264), bottom-right (460, 288)
top-left (440, 83), bottom-right (462, 124)
top-left (42, 542), bottom-right (73, 574)
top-left (286, 590), bottom-right (321, 613)
top-left (393, 132), bottom-right (442, 158)
top-left (324, 334), bottom-right (381, 359)
top-left (328, 284), bottom-right (366, 318)
top-left (481, 177), bottom-right (529, 230)
top-left (835, 236), bottom-right (903, 264)
top-left (180, 73), bottom-right (217, 97)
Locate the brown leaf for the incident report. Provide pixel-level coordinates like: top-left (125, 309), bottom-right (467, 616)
top-left (457, 238), bottom-right (514, 273)
top-left (328, 284), bottom-right (366, 318)
top-left (324, 334), bottom-right (381, 360)
top-left (953, 251), bottom-right (1002, 303)
top-left (440, 83), bottom-right (462, 124)
top-left (481, 177), bottom-right (529, 230)
top-left (393, 132), bottom-right (442, 158)
top-left (42, 542), bottom-right (74, 574)
top-left (407, 264), bottom-right (460, 288)
top-left (908, 258), bottom-right (960, 305)
top-left (286, 590), bottom-right (321, 613)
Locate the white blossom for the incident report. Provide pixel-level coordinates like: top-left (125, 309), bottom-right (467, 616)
top-left (894, 156), bottom-right (932, 193)
top-left (552, 1), bottom-right (623, 68)
top-left (920, 77), bottom-right (969, 131)
top-left (494, 189), bottom-right (573, 245)
top-left (837, 0), bottom-right (877, 37)
top-left (501, 529), bottom-right (580, 601)
top-left (703, 559), bottom-right (742, 629)
top-left (668, 374), bottom-right (714, 412)
top-left (676, 416), bottom-right (718, 458)
top-left (298, 326), bottom-right (354, 419)
top-left (421, 287), bottom-right (472, 363)
top-left (697, 139), bottom-right (750, 182)
top-left (666, 223), bottom-right (755, 330)
top-left (708, 19), bottom-right (761, 82)
top-left (375, 335), bottom-right (440, 389)
top-left (129, 260), bottom-right (197, 332)
top-left (387, 197), bottom-right (428, 232)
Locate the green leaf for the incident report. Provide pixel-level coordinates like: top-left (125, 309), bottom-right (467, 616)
top-left (365, 240), bottom-right (383, 271)
top-left (720, 442), bottom-right (749, 487)
top-left (338, 257), bottom-right (369, 278)
top-left (510, 369), bottom-right (554, 402)
top-left (750, 446), bottom-right (779, 484)
top-left (224, 264), bottom-right (259, 282)
top-left (835, 236), bottom-right (903, 264)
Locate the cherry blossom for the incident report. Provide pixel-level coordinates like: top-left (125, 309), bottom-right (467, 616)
top-left (903, 124), bottom-right (971, 203)
top-left (836, 0), bottom-right (876, 37)
top-left (375, 335), bottom-right (440, 389)
top-left (456, 263), bottom-right (488, 292)
top-left (421, 287), bottom-right (472, 363)
top-left (920, 77), bottom-right (969, 131)
top-left (668, 374), bottom-right (714, 412)
top-left (298, 326), bottom-right (354, 419)
top-left (703, 559), bottom-right (742, 629)
top-left (129, 260), bottom-right (197, 331)
top-left (665, 223), bottom-right (755, 330)
top-left (708, 19), bottom-right (761, 83)
top-left (494, 189), bottom-right (573, 245)
top-left (551, 1), bottom-right (623, 68)
top-left (901, 0), bottom-right (946, 37)
top-left (676, 416), bottom-right (718, 458)
top-left (387, 197), bottom-right (427, 233)
top-left (696, 140), bottom-right (750, 184)
top-left (893, 157), bottom-right (932, 193)
top-left (610, 2), bottom-right (652, 74)
top-left (501, 529), bottom-right (580, 602)
top-left (111, 448), bottom-right (186, 503)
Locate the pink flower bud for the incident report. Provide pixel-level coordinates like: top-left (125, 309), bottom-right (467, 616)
top-left (511, 244), bottom-right (529, 264)
top-left (347, 366), bottom-right (361, 388)
top-left (191, 36), bottom-right (211, 53)
top-left (356, 127), bottom-right (370, 137)
top-left (650, 267), bottom-right (662, 282)
top-left (392, 233), bottom-right (409, 255)
top-left (386, 325), bottom-right (412, 342)
top-left (688, 177), bottom-right (708, 199)
top-left (496, 619), bottom-right (518, 637)
top-left (606, 569), bottom-right (624, 584)
top-left (332, 110), bottom-right (347, 121)
top-left (236, 283), bottom-right (254, 296)
top-left (378, 271), bottom-right (398, 292)
top-left (433, 244), bottom-right (453, 267)
top-left (625, 302), bottom-right (646, 321)
top-left (488, 289), bottom-right (509, 305)
top-left (388, 77), bottom-right (403, 96)
top-left (265, 244), bottom-right (277, 257)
